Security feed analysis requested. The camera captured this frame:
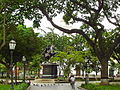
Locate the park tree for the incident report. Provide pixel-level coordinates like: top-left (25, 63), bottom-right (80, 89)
top-left (56, 34), bottom-right (72, 51)
top-left (71, 34), bottom-right (86, 51)
top-left (1, 0), bottom-right (120, 84)
top-left (48, 34), bottom-right (90, 76)
top-left (28, 54), bottom-right (43, 78)
top-left (50, 45), bottom-right (84, 78)
top-left (29, 0), bottom-right (120, 85)
top-left (0, 0), bottom-right (20, 50)
top-left (43, 31), bottom-right (59, 46)
top-left (0, 25), bottom-right (42, 79)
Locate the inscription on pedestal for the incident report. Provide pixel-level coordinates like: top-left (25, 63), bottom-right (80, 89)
top-left (42, 63), bottom-right (58, 78)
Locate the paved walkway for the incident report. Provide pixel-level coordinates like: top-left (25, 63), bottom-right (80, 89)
top-left (27, 82), bottom-right (83, 90)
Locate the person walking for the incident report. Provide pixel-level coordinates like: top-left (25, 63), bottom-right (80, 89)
top-left (69, 74), bottom-right (75, 90)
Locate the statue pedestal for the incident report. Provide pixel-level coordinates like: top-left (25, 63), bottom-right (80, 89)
top-left (41, 63), bottom-right (58, 79)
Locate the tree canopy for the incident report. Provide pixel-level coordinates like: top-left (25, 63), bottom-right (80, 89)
top-left (1, 0), bottom-right (120, 84)
top-left (0, 25), bottom-right (41, 69)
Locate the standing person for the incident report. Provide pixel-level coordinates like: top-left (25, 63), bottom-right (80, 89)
top-left (69, 74), bottom-right (75, 90)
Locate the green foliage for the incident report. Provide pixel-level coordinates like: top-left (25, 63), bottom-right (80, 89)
top-left (56, 35), bottom-right (72, 51)
top-left (0, 63), bottom-right (7, 72)
top-left (0, 83), bottom-right (28, 90)
top-left (81, 83), bottom-right (120, 90)
top-left (63, 14), bottom-right (71, 24)
top-left (49, 45), bottom-right (85, 77)
top-left (81, 83), bottom-right (96, 90)
top-left (50, 50), bottom-right (84, 64)
top-left (50, 51), bottom-right (67, 63)
top-left (44, 31), bottom-right (59, 46)
top-left (67, 51), bottom-right (84, 63)
top-left (16, 62), bottom-right (22, 67)
top-left (16, 83), bottom-right (29, 90)
top-left (1, 0), bottom-right (120, 82)
top-left (0, 85), bottom-right (10, 90)
top-left (57, 76), bottom-right (66, 81)
top-left (29, 54), bottom-right (42, 71)
top-left (0, 24), bottom-right (42, 71)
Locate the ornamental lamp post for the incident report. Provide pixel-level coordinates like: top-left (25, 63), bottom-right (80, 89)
top-left (22, 56), bottom-right (26, 83)
top-left (85, 57), bottom-right (89, 84)
top-left (9, 40), bottom-right (16, 90)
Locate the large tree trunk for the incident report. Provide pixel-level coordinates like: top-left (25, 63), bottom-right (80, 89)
top-left (75, 65), bottom-right (81, 76)
top-left (100, 59), bottom-right (109, 85)
top-left (82, 69), bottom-right (84, 76)
top-left (76, 68), bottom-right (81, 76)
top-left (37, 69), bottom-right (40, 78)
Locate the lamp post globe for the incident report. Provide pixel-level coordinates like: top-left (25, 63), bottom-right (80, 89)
top-left (9, 40), bottom-right (16, 90)
top-left (22, 56), bottom-right (26, 82)
top-left (9, 40), bottom-right (16, 50)
top-left (22, 56), bottom-right (26, 62)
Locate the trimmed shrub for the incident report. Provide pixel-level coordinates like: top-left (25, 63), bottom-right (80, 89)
top-left (81, 83), bottom-right (120, 90)
top-left (81, 83), bottom-right (96, 90)
top-left (16, 83), bottom-right (29, 90)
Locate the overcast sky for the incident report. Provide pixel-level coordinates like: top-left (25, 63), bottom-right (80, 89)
top-left (24, 13), bottom-right (116, 35)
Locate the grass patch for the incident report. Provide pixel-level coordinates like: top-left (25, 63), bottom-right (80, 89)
top-left (81, 83), bottom-right (120, 90)
top-left (0, 84), bottom-right (11, 90)
top-left (16, 83), bottom-right (29, 90)
top-left (57, 77), bottom-right (66, 81)
top-left (0, 83), bottom-right (29, 90)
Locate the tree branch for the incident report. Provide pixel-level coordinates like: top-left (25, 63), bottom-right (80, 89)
top-left (104, 13), bottom-right (120, 27)
top-left (0, 15), bottom-right (6, 50)
top-left (39, 7), bottom-right (95, 48)
top-left (72, 16), bottom-right (94, 28)
top-left (70, 0), bottom-right (97, 12)
top-left (71, 0), bottom-right (104, 30)
top-left (98, 0), bottom-right (104, 12)
top-left (112, 52), bottom-right (120, 64)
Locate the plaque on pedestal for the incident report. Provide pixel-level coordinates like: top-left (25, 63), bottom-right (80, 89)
top-left (41, 63), bottom-right (58, 78)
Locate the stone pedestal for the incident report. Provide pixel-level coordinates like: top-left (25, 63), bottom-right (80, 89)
top-left (41, 63), bottom-right (58, 78)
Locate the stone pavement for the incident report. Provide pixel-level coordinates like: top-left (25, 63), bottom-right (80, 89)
top-left (27, 82), bottom-right (83, 90)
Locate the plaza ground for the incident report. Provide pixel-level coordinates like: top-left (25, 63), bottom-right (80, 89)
top-left (27, 82), bottom-right (86, 90)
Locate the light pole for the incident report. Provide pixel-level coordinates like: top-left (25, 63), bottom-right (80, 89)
top-left (22, 56), bottom-right (26, 83)
top-left (9, 40), bottom-right (16, 90)
top-left (85, 57), bottom-right (89, 84)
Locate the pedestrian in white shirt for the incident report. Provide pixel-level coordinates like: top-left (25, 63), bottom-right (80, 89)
top-left (68, 74), bottom-right (75, 90)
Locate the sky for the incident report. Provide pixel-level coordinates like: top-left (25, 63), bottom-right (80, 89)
top-left (24, 13), bottom-right (116, 35)
top-left (24, 13), bottom-right (82, 35)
